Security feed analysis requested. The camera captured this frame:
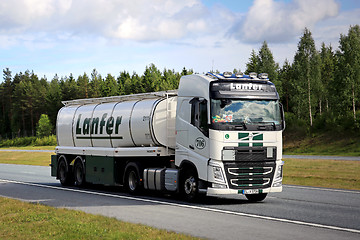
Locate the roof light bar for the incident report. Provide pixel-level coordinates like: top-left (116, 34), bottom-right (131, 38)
top-left (259, 73), bottom-right (268, 79)
top-left (235, 72), bottom-right (244, 78)
top-left (223, 72), bottom-right (232, 78)
top-left (249, 72), bottom-right (257, 79)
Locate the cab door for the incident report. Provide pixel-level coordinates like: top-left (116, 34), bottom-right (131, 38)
top-left (187, 98), bottom-right (210, 180)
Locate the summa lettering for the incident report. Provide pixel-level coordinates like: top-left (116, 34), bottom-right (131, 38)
top-left (230, 83), bottom-right (263, 91)
top-left (76, 114), bottom-right (122, 136)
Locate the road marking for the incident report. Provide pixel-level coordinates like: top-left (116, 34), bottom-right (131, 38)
top-left (1, 178), bottom-right (359, 234)
top-left (285, 185), bottom-right (360, 194)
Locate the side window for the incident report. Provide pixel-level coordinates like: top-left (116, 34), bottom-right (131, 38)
top-left (190, 98), bottom-right (208, 136)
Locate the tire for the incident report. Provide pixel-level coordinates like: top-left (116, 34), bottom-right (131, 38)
top-left (58, 157), bottom-right (73, 186)
top-left (181, 169), bottom-right (199, 202)
top-left (74, 159), bottom-right (86, 187)
top-left (125, 167), bottom-right (142, 194)
top-left (245, 193), bottom-right (267, 202)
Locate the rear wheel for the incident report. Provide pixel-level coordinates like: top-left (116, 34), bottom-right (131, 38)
top-left (74, 159), bottom-right (85, 187)
top-left (245, 193), bottom-right (267, 202)
top-left (58, 157), bottom-right (73, 186)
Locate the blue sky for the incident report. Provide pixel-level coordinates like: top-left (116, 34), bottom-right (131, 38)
top-left (0, 0), bottom-right (359, 80)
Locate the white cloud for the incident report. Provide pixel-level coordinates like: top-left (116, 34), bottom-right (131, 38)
top-left (0, 0), bottom-right (223, 41)
top-left (233, 0), bottom-right (339, 43)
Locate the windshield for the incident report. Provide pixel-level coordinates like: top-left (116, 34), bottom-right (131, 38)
top-left (211, 99), bottom-right (282, 127)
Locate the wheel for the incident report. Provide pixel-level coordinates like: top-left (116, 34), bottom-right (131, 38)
top-left (74, 159), bottom-right (85, 187)
top-left (245, 193), bottom-right (267, 202)
top-left (58, 157), bottom-right (73, 186)
top-left (125, 167), bottom-right (142, 194)
top-left (181, 169), bottom-right (199, 202)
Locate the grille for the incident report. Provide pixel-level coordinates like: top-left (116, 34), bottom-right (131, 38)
top-left (233, 146), bottom-right (276, 162)
top-left (224, 161), bottom-right (275, 189)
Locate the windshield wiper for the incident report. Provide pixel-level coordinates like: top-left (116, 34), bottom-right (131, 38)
top-left (251, 121), bottom-right (277, 130)
top-left (234, 122), bottom-right (247, 130)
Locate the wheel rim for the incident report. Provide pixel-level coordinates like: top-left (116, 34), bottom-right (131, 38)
top-left (75, 165), bottom-right (83, 184)
top-left (184, 176), bottom-right (196, 195)
top-left (128, 171), bottom-right (138, 191)
top-left (59, 162), bottom-right (66, 182)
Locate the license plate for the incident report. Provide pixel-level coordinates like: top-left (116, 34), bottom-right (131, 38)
top-left (242, 189), bottom-right (259, 194)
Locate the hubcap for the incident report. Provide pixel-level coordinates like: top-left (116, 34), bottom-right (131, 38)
top-left (184, 176), bottom-right (196, 195)
top-left (59, 163), bottom-right (66, 181)
top-left (76, 167), bottom-right (82, 184)
top-left (128, 171), bottom-right (137, 191)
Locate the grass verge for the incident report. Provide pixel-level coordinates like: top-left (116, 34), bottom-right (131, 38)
top-left (283, 158), bottom-right (360, 190)
top-left (0, 146), bottom-right (55, 150)
top-left (283, 132), bottom-right (360, 156)
top-left (0, 197), bottom-right (200, 240)
top-left (0, 151), bottom-right (52, 166)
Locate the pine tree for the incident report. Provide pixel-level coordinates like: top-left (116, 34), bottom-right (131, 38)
top-left (245, 49), bottom-right (259, 74)
top-left (257, 41), bottom-right (281, 95)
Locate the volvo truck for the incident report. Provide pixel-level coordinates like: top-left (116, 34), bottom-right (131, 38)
top-left (51, 72), bottom-right (285, 202)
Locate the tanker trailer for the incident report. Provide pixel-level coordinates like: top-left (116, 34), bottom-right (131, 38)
top-left (51, 72), bottom-right (285, 202)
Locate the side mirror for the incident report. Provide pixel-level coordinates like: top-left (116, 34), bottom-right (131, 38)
top-left (279, 103), bottom-right (286, 131)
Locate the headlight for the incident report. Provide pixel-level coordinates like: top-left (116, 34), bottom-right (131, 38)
top-left (272, 161), bottom-right (284, 187)
top-left (212, 165), bottom-right (225, 183)
top-left (274, 161), bottom-right (284, 180)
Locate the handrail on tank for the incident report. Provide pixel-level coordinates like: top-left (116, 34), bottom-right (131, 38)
top-left (62, 90), bottom-right (178, 106)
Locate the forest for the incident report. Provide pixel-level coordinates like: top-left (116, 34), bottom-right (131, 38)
top-left (0, 25), bottom-right (359, 139)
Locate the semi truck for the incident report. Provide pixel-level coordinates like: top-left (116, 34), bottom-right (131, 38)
top-left (51, 72), bottom-right (285, 202)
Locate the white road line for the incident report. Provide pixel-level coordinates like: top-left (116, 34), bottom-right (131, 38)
top-left (285, 185), bottom-right (360, 194)
top-left (1, 178), bottom-right (359, 235)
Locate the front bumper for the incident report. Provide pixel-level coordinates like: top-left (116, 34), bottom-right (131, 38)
top-left (207, 185), bottom-right (283, 195)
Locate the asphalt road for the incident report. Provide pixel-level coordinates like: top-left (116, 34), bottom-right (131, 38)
top-left (0, 163), bottom-right (359, 240)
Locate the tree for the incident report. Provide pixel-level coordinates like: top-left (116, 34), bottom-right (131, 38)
top-left (292, 28), bottom-right (321, 127)
top-left (2, 68), bottom-right (13, 136)
top-left (60, 74), bottom-right (78, 100)
top-left (336, 25), bottom-right (360, 122)
top-left (46, 75), bottom-right (63, 128)
top-left (142, 63), bottom-right (161, 92)
top-left (319, 43), bottom-right (335, 114)
top-left (245, 49), bottom-right (259, 74)
top-left (102, 74), bottom-right (118, 97)
top-left (77, 73), bottom-right (90, 98)
top-left (36, 114), bottom-right (53, 137)
top-left (257, 41), bottom-right (281, 95)
top-left (89, 69), bottom-right (103, 98)
top-left (278, 59), bottom-right (293, 112)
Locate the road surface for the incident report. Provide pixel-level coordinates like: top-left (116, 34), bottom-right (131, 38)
top-left (0, 163), bottom-right (359, 240)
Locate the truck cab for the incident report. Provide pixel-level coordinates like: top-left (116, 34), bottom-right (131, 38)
top-left (175, 72), bottom-right (285, 201)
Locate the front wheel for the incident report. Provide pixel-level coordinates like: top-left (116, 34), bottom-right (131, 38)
top-left (245, 193), bottom-right (267, 202)
top-left (125, 167), bottom-right (142, 194)
top-left (181, 169), bottom-right (199, 202)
